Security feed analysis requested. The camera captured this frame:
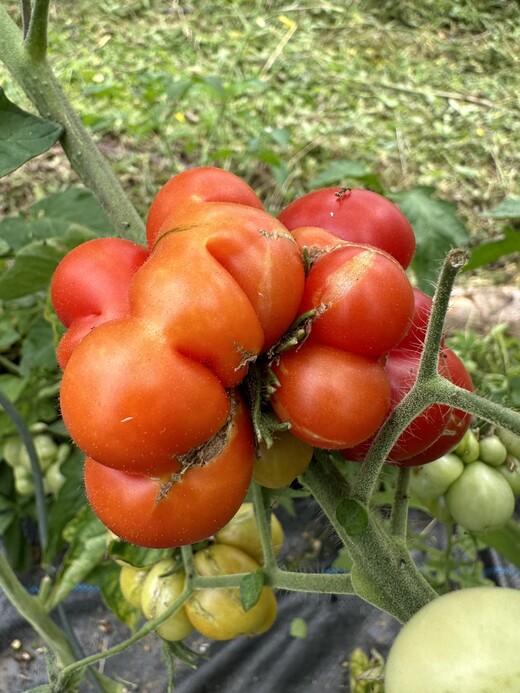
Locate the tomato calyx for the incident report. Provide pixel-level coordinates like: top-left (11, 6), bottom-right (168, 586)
top-left (266, 306), bottom-right (326, 363)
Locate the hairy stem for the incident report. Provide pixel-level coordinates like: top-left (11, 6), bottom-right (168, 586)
top-left (390, 467), bottom-right (411, 538)
top-left (0, 549), bottom-right (77, 666)
top-left (0, 6), bottom-right (145, 241)
top-left (24, 0), bottom-right (51, 60)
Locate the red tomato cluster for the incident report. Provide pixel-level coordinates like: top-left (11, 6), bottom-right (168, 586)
top-left (51, 167), bottom-right (472, 547)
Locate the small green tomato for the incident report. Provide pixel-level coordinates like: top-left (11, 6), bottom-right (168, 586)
top-left (478, 435), bottom-right (508, 467)
top-left (455, 429), bottom-right (480, 464)
top-left (409, 453), bottom-right (464, 501)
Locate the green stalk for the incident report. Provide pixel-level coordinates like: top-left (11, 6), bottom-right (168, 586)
top-left (0, 548), bottom-right (77, 666)
top-left (389, 467), bottom-right (411, 539)
top-left (303, 456), bottom-right (437, 622)
top-left (0, 5), bottom-right (145, 241)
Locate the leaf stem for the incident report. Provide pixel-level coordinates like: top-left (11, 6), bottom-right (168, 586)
top-left (24, 0), bottom-right (51, 61)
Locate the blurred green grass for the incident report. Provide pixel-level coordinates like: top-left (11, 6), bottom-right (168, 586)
top-left (1, 0), bottom-right (519, 240)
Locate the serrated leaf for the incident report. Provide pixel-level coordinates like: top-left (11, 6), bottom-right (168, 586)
top-left (463, 227), bottom-right (520, 271)
top-left (108, 540), bottom-right (174, 568)
top-left (0, 228), bottom-right (95, 299)
top-left (336, 499), bottom-right (368, 536)
top-left (48, 506), bottom-right (108, 608)
top-left (0, 87), bottom-right (63, 177)
top-left (392, 186), bottom-right (470, 293)
top-left (485, 197), bottom-right (520, 220)
top-left (239, 569), bottom-right (264, 611)
top-left (29, 188), bottom-right (112, 235)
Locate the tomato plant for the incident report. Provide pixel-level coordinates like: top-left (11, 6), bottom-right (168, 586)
top-left (140, 559), bottom-right (193, 642)
top-left (184, 544), bottom-right (277, 640)
top-left (278, 186), bottom-right (416, 268)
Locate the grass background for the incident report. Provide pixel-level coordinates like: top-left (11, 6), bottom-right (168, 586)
top-left (1, 0), bottom-right (519, 247)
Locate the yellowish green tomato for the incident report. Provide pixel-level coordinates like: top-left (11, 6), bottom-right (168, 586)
top-left (253, 429), bottom-right (314, 488)
top-left (496, 459), bottom-right (520, 497)
top-left (446, 461), bottom-right (515, 532)
top-left (214, 502), bottom-right (283, 564)
top-left (385, 587), bottom-right (520, 693)
top-left (140, 559), bottom-right (193, 642)
top-left (409, 453), bottom-right (464, 501)
top-left (478, 435), bottom-right (508, 467)
top-left (119, 563), bottom-right (151, 609)
top-left (185, 544), bottom-right (277, 640)
top-left (454, 429), bottom-right (480, 464)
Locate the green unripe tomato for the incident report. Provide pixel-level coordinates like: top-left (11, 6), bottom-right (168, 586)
top-left (2, 436), bottom-right (23, 467)
top-left (409, 453), bottom-right (464, 501)
top-left (385, 587), bottom-right (520, 693)
top-left (478, 435), bottom-right (508, 467)
top-left (446, 461), bottom-right (515, 532)
top-left (496, 459), bottom-right (520, 497)
top-left (119, 563), bottom-right (150, 609)
top-left (455, 429), bottom-right (480, 464)
top-left (140, 559), bottom-right (193, 642)
top-left (253, 429), bottom-right (314, 488)
top-left (496, 427), bottom-right (520, 459)
top-left (43, 461), bottom-right (67, 495)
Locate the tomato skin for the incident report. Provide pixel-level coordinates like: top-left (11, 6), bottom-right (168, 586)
top-left (84, 394), bottom-right (254, 548)
top-left (185, 544), bottom-right (277, 640)
top-left (395, 288), bottom-right (442, 353)
top-left (140, 560), bottom-right (193, 641)
top-left (299, 244), bottom-right (414, 357)
top-left (146, 166), bottom-right (264, 248)
top-left (278, 187), bottom-right (416, 268)
top-left (253, 429), bottom-right (314, 488)
top-left (343, 349), bottom-right (452, 464)
top-left (271, 342), bottom-right (391, 449)
top-left (119, 563), bottom-right (151, 609)
top-left (409, 453), bottom-right (464, 501)
top-left (385, 587), bottom-right (520, 693)
top-left (445, 461), bottom-right (515, 532)
top-left (50, 238), bottom-right (149, 368)
top-left (215, 502), bottom-right (284, 563)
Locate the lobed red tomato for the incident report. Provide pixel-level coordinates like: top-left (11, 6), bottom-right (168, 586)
top-left (271, 342), bottom-right (391, 449)
top-left (278, 186), bottom-right (416, 268)
top-left (146, 166), bottom-right (264, 248)
top-left (84, 394), bottom-right (254, 548)
top-left (297, 243), bottom-right (414, 357)
top-left (50, 238), bottom-right (149, 368)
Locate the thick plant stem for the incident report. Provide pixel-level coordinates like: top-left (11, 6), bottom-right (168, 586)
top-left (24, 0), bottom-right (51, 60)
top-left (0, 549), bottom-right (77, 666)
top-left (303, 457), bottom-right (437, 623)
top-left (0, 6), bottom-right (145, 241)
top-left (390, 467), bottom-right (410, 539)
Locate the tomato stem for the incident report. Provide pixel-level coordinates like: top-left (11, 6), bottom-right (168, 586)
top-left (389, 467), bottom-right (411, 539)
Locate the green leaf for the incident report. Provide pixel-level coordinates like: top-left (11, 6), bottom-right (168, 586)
top-left (485, 197), bottom-right (520, 220)
top-left (0, 239), bottom-right (67, 299)
top-left (392, 186), bottom-right (470, 293)
top-left (463, 227), bottom-right (520, 272)
top-left (483, 519), bottom-right (520, 571)
top-left (29, 188), bottom-right (112, 235)
top-left (19, 317), bottom-right (56, 375)
top-left (44, 449), bottom-right (86, 563)
top-left (309, 159), bottom-right (369, 187)
top-left (289, 617), bottom-right (308, 639)
top-left (336, 498), bottom-right (369, 536)
top-left (239, 569), bottom-right (264, 612)
top-left (48, 505), bottom-right (108, 608)
top-left (108, 540), bottom-right (173, 568)
top-left (0, 87), bottom-right (63, 177)
top-left (0, 316), bottom-right (19, 350)
top-left (90, 561), bottom-right (141, 629)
